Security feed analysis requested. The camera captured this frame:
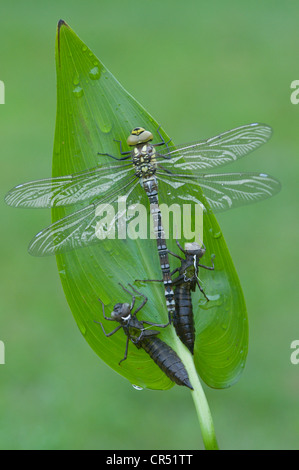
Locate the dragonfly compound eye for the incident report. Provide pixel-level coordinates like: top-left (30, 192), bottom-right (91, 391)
top-left (198, 248), bottom-right (206, 257)
top-left (184, 242), bottom-right (206, 257)
top-left (127, 128), bottom-right (153, 146)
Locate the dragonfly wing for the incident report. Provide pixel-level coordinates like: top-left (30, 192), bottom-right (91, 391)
top-left (28, 178), bottom-right (140, 256)
top-left (157, 123), bottom-right (272, 172)
top-left (198, 172), bottom-right (281, 212)
top-left (29, 204), bottom-right (98, 256)
top-left (5, 163), bottom-right (134, 208)
top-left (157, 172), bottom-right (281, 212)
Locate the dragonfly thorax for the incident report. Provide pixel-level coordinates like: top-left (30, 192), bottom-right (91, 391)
top-left (183, 260), bottom-right (197, 283)
top-left (132, 144), bottom-right (157, 178)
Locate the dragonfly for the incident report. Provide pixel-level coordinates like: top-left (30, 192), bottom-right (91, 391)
top-left (136, 239), bottom-right (215, 354)
top-left (170, 240), bottom-right (215, 354)
top-left (5, 123), bottom-right (280, 238)
top-left (95, 283), bottom-right (193, 389)
top-left (5, 123), bottom-right (280, 325)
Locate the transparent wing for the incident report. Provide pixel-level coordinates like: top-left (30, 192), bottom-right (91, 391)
top-left (5, 162), bottom-right (134, 208)
top-left (156, 171), bottom-right (281, 212)
top-left (156, 123), bottom-right (272, 172)
top-left (28, 178), bottom-right (140, 256)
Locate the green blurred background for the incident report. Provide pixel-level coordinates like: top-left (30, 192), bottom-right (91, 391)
top-left (1, 0), bottom-right (298, 450)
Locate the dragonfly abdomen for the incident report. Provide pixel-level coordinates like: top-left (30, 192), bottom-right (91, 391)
top-left (142, 176), bottom-right (175, 323)
top-left (140, 336), bottom-right (193, 389)
top-left (173, 284), bottom-right (195, 354)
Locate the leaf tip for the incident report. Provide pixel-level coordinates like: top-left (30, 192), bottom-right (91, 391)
top-left (57, 19), bottom-right (69, 67)
top-left (57, 19), bottom-right (69, 31)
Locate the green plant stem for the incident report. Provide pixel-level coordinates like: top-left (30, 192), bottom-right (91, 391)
top-left (174, 335), bottom-right (219, 450)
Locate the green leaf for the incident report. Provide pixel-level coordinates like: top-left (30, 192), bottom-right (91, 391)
top-left (52, 20), bottom-right (248, 391)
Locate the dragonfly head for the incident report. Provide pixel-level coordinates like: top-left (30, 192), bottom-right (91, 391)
top-left (112, 303), bottom-right (131, 322)
top-left (127, 127), bottom-right (153, 146)
top-left (184, 242), bottom-right (206, 258)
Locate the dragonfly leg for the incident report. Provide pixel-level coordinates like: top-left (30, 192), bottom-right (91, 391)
top-left (154, 126), bottom-right (171, 151)
top-left (168, 250), bottom-right (183, 261)
top-left (118, 283), bottom-right (136, 311)
top-left (198, 254), bottom-right (215, 271)
top-left (176, 239), bottom-right (186, 255)
top-left (119, 337), bottom-right (130, 365)
top-left (157, 163), bottom-right (174, 174)
top-left (94, 321), bottom-right (122, 337)
top-left (113, 139), bottom-right (132, 156)
top-left (128, 284), bottom-right (148, 312)
top-left (196, 278), bottom-right (209, 302)
top-left (98, 138), bottom-right (131, 161)
top-left (127, 283), bottom-right (147, 301)
top-left (119, 283), bottom-right (147, 316)
top-left (170, 267), bottom-right (179, 276)
top-left (142, 319), bottom-right (170, 328)
top-left (198, 262), bottom-right (215, 271)
top-left (131, 329), bottom-right (145, 345)
top-left (130, 296), bottom-right (136, 312)
top-left (97, 150), bottom-right (130, 161)
top-left (119, 283), bottom-right (135, 297)
top-left (98, 298), bottom-right (114, 321)
top-left (132, 296), bottom-right (147, 316)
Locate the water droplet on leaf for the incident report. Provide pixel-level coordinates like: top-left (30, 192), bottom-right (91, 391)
top-left (73, 74), bottom-right (80, 86)
top-left (58, 269), bottom-right (66, 279)
top-left (73, 86), bottom-right (83, 98)
top-left (199, 293), bottom-right (223, 309)
top-left (77, 321), bottom-right (87, 336)
top-left (209, 227), bottom-right (222, 239)
top-left (132, 384), bottom-right (143, 391)
top-left (89, 66), bottom-right (101, 80)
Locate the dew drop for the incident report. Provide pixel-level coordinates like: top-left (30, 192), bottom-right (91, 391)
top-left (73, 86), bottom-right (84, 98)
top-left (73, 74), bottom-right (80, 86)
top-left (199, 293), bottom-right (223, 309)
top-left (132, 384), bottom-right (143, 391)
top-left (209, 227), bottom-right (222, 239)
top-left (58, 269), bottom-right (66, 279)
top-left (77, 321), bottom-right (87, 336)
top-left (98, 119), bottom-right (113, 134)
top-left (89, 66), bottom-right (101, 80)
